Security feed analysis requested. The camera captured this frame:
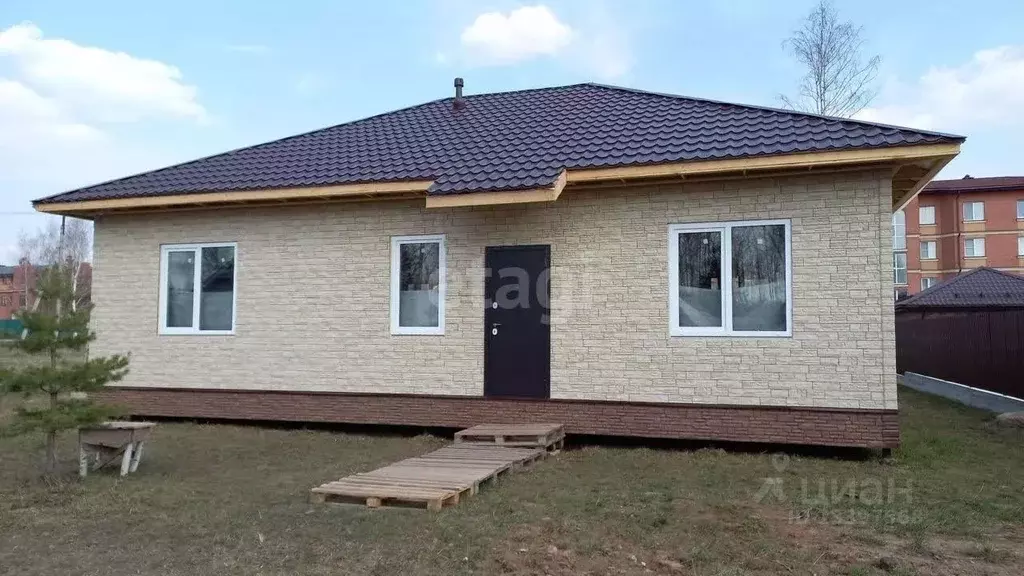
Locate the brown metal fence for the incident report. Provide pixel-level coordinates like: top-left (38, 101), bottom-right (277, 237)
top-left (896, 308), bottom-right (1024, 399)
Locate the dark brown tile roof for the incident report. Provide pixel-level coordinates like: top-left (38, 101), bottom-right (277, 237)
top-left (923, 176), bottom-right (1024, 193)
top-left (896, 268), bottom-right (1024, 310)
top-left (35, 83), bottom-right (964, 204)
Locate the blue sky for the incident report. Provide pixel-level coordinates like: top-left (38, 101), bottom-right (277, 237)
top-left (2, 0), bottom-right (1023, 262)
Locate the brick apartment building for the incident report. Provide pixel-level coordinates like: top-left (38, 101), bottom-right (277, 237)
top-left (894, 175), bottom-right (1024, 296)
top-left (0, 262), bottom-right (33, 320)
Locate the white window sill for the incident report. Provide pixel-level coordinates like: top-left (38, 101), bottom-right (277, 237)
top-left (159, 329), bottom-right (235, 336)
top-left (964, 256), bottom-right (986, 260)
top-left (671, 328), bottom-right (792, 338)
top-left (391, 327), bottom-right (445, 336)
top-left (920, 258), bottom-right (937, 261)
top-left (962, 220), bottom-right (985, 223)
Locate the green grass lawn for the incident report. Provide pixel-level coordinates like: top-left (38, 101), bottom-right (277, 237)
top-left (0, 374), bottom-right (1021, 575)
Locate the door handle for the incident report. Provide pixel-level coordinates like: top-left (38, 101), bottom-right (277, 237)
top-left (491, 322), bottom-right (500, 336)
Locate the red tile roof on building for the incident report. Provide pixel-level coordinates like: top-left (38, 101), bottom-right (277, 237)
top-left (923, 175), bottom-right (1024, 193)
top-left (896, 267), bottom-right (1024, 310)
top-left (35, 82), bottom-right (964, 204)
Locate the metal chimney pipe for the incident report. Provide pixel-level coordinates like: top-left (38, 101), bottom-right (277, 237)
top-left (454, 77), bottom-right (464, 100)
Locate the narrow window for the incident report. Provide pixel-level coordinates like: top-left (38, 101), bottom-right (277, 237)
top-left (159, 243), bottom-right (237, 335)
top-left (1018, 200), bottom-right (1024, 220)
top-left (670, 220), bottom-right (791, 337)
top-left (963, 201), bottom-right (985, 222)
top-left (919, 206), bottom-right (936, 226)
top-left (893, 252), bottom-right (907, 285)
top-left (920, 241), bottom-right (937, 260)
top-left (892, 210), bottom-right (906, 250)
top-left (921, 277), bottom-right (937, 291)
top-left (391, 235), bottom-right (446, 335)
top-left (1018, 236), bottom-right (1024, 257)
top-left (964, 238), bottom-right (985, 258)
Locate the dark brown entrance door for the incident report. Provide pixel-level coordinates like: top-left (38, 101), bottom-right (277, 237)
top-left (483, 245), bottom-right (551, 399)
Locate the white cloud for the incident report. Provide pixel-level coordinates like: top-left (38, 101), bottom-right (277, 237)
top-left (0, 22), bottom-right (210, 258)
top-left (460, 5), bottom-right (573, 65)
top-left (856, 46), bottom-right (1024, 131)
top-left (225, 44), bottom-right (270, 54)
top-left (0, 22), bottom-right (206, 123)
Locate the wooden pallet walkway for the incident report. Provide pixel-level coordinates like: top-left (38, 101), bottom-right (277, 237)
top-left (311, 443), bottom-right (547, 511)
top-left (455, 423), bottom-right (565, 451)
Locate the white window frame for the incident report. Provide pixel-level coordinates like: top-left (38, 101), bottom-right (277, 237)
top-left (390, 234), bottom-right (446, 335)
top-left (964, 237), bottom-right (985, 258)
top-left (893, 252), bottom-right (907, 285)
top-left (158, 242), bottom-right (238, 336)
top-left (921, 277), bottom-right (937, 291)
top-left (920, 240), bottom-right (937, 260)
top-left (919, 205), bottom-right (936, 226)
top-left (1017, 200), bottom-right (1024, 220)
top-left (668, 219), bottom-right (792, 338)
top-left (963, 201), bottom-right (985, 222)
top-left (1018, 236), bottom-right (1024, 257)
top-left (892, 210), bottom-right (906, 250)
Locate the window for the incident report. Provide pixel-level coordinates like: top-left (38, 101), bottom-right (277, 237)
top-left (669, 220), bottom-right (791, 337)
top-left (921, 277), bottom-right (937, 291)
top-left (1018, 200), bottom-right (1024, 220)
top-left (158, 243), bottom-right (237, 335)
top-left (0, 295), bottom-right (10, 307)
top-left (919, 206), bottom-right (936, 226)
top-left (964, 238), bottom-right (985, 258)
top-left (892, 210), bottom-right (906, 250)
top-left (920, 240), bottom-right (937, 260)
top-left (963, 201), bottom-right (985, 222)
top-left (1018, 236), bottom-right (1024, 257)
top-left (893, 252), bottom-right (907, 285)
top-left (390, 235), bottom-right (446, 335)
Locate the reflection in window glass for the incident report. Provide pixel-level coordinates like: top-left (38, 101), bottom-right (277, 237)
top-left (399, 242), bottom-right (440, 328)
top-left (199, 246), bottom-right (235, 331)
top-left (893, 252), bottom-right (907, 284)
top-left (166, 251), bottom-right (195, 328)
top-left (892, 210), bottom-right (906, 250)
top-left (677, 231), bottom-right (722, 328)
top-left (731, 225), bottom-right (787, 332)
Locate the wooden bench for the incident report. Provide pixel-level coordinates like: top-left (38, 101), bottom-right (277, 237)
top-left (78, 421), bottom-right (156, 477)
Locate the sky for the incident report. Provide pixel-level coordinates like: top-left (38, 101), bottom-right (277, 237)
top-left (1, 0), bottom-right (1023, 263)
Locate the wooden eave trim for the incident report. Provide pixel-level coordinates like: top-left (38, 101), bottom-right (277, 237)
top-left (423, 170), bottom-right (567, 209)
top-left (34, 142), bottom-right (960, 216)
top-left (33, 180), bottom-right (434, 215)
top-left (565, 143), bottom-right (963, 184)
top-left (892, 154), bottom-right (957, 212)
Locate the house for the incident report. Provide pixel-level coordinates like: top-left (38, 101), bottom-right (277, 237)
top-left (896, 267), bottom-right (1024, 399)
top-left (892, 175), bottom-right (1024, 296)
top-left (33, 81), bottom-right (965, 448)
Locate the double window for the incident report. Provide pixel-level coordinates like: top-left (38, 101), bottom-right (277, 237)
top-left (964, 238), bottom-right (985, 258)
top-left (963, 201), bottom-right (985, 222)
top-left (920, 241), bottom-right (937, 260)
top-left (159, 243), bottom-right (237, 335)
top-left (669, 219), bottom-right (792, 337)
top-left (919, 205), bottom-right (936, 226)
top-left (390, 235), bottom-right (446, 335)
top-left (921, 277), bottom-right (937, 291)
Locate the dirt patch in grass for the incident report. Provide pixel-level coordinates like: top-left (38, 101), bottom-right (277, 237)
top-left (0, 387), bottom-right (1022, 575)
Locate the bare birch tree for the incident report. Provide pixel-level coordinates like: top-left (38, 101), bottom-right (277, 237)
top-left (780, 0), bottom-right (880, 118)
top-left (17, 218), bottom-right (93, 311)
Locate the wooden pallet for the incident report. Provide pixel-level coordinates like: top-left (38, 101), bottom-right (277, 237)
top-left (311, 444), bottom-right (545, 511)
top-left (454, 423), bottom-right (565, 451)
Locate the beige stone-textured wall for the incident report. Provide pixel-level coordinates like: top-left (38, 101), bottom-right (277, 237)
top-left (91, 169), bottom-right (897, 409)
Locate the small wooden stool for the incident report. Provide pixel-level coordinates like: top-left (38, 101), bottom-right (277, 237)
top-left (78, 422), bottom-right (156, 477)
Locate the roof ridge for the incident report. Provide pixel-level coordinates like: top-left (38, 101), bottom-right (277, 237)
top-left (582, 82), bottom-right (966, 141)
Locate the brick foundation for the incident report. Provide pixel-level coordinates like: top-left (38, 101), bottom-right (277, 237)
top-left (94, 387), bottom-right (900, 448)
